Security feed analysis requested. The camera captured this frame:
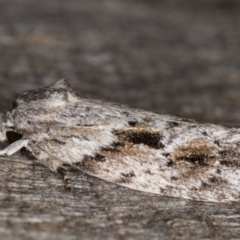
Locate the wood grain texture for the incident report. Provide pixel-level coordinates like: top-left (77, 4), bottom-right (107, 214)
top-left (1, 0), bottom-right (240, 239)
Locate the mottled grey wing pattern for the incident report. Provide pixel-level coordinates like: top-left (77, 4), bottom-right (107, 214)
top-left (3, 79), bottom-right (240, 202)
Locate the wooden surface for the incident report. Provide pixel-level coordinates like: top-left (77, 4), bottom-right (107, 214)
top-left (1, 0), bottom-right (240, 239)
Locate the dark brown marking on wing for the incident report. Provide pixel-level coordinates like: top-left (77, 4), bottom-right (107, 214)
top-left (178, 154), bottom-right (207, 166)
top-left (122, 111), bottom-right (130, 117)
top-left (48, 139), bottom-right (66, 145)
top-left (200, 177), bottom-right (228, 191)
top-left (143, 117), bottom-right (151, 123)
top-left (77, 124), bottom-right (94, 127)
top-left (165, 159), bottom-right (173, 167)
top-left (202, 131), bottom-right (208, 136)
top-left (74, 154), bottom-right (106, 174)
top-left (170, 176), bottom-right (178, 181)
top-left (114, 129), bottom-right (164, 149)
top-left (116, 177), bottom-right (132, 184)
top-left (201, 182), bottom-right (211, 189)
top-left (168, 121), bottom-right (179, 128)
top-left (101, 142), bottom-right (124, 152)
top-left (218, 150), bottom-right (240, 167)
top-left (208, 177), bottom-right (219, 183)
top-left (122, 171), bottom-right (136, 178)
top-left (163, 153), bottom-right (170, 157)
top-left (144, 169), bottom-right (154, 175)
top-left (219, 150), bottom-right (240, 158)
top-left (173, 140), bottom-right (215, 166)
top-left (219, 160), bottom-right (238, 167)
top-left (91, 154), bottom-right (106, 162)
top-left (128, 121), bottom-right (138, 127)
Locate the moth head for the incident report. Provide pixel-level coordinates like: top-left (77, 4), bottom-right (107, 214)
top-left (0, 112), bottom-right (22, 143)
top-left (12, 79), bottom-right (79, 111)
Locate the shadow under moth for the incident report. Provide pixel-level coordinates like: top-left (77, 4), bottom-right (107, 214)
top-left (1, 79), bottom-right (240, 202)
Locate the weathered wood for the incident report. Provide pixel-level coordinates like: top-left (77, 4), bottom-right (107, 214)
top-left (1, 0), bottom-right (240, 239)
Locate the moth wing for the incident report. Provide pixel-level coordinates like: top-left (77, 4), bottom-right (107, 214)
top-left (24, 121), bottom-right (240, 202)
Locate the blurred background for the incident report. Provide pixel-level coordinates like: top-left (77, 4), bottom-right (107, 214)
top-left (2, 1), bottom-right (240, 239)
top-left (0, 0), bottom-right (240, 123)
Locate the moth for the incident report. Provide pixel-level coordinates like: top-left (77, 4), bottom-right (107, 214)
top-left (1, 79), bottom-right (240, 202)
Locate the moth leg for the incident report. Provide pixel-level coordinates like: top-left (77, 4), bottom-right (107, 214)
top-left (0, 139), bottom-right (72, 190)
top-left (26, 141), bottom-right (73, 191)
top-left (55, 166), bottom-right (72, 191)
top-left (0, 139), bottom-right (29, 156)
